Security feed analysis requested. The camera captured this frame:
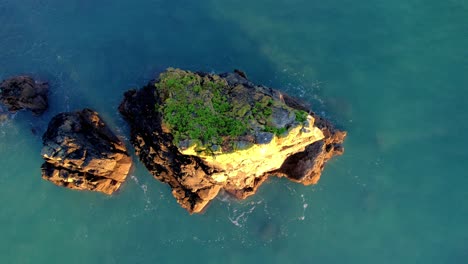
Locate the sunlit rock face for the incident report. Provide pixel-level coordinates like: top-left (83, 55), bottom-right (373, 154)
top-left (181, 115), bottom-right (324, 187)
top-left (119, 69), bottom-right (346, 213)
top-left (41, 109), bottom-right (132, 194)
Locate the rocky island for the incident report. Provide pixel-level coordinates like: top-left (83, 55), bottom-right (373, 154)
top-left (41, 109), bottom-right (132, 194)
top-left (119, 68), bottom-right (346, 213)
top-left (0, 75), bottom-right (49, 115)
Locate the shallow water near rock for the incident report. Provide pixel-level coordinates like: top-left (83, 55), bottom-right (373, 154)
top-left (1, 0), bottom-right (467, 263)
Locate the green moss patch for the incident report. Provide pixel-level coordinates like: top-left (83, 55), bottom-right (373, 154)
top-left (155, 69), bottom-right (247, 151)
top-left (295, 110), bottom-right (308, 123)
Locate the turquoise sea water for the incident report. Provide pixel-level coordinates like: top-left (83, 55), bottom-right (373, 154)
top-left (1, 0), bottom-right (467, 263)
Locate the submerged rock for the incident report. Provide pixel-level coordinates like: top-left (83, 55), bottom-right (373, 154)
top-left (0, 76), bottom-right (49, 115)
top-left (41, 109), bottom-right (132, 194)
top-left (119, 68), bottom-right (346, 213)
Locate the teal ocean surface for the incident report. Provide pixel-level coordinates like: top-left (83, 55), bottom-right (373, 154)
top-left (1, 1), bottom-right (467, 263)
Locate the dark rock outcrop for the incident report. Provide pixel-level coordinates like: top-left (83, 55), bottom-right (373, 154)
top-left (41, 109), bottom-right (132, 194)
top-left (0, 76), bottom-right (49, 115)
top-left (120, 85), bottom-right (220, 212)
top-left (119, 69), bottom-right (346, 213)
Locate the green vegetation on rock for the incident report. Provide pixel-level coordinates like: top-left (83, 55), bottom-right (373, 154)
top-left (155, 68), bottom-right (310, 154)
top-left (155, 69), bottom-right (247, 151)
top-left (295, 110), bottom-right (308, 123)
top-left (264, 125), bottom-right (288, 136)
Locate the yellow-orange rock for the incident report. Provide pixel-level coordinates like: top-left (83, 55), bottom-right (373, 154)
top-left (41, 109), bottom-right (132, 194)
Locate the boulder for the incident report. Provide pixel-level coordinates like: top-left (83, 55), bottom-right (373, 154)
top-left (119, 68), bottom-right (346, 213)
top-left (0, 76), bottom-right (49, 115)
top-left (41, 108), bottom-right (132, 194)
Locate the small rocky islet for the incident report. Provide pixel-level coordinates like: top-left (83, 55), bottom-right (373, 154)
top-left (0, 69), bottom-right (346, 213)
top-left (120, 68), bottom-right (346, 213)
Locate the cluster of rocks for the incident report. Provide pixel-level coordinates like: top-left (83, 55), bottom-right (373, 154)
top-left (0, 70), bottom-right (346, 214)
top-left (0, 76), bottom-right (132, 195)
